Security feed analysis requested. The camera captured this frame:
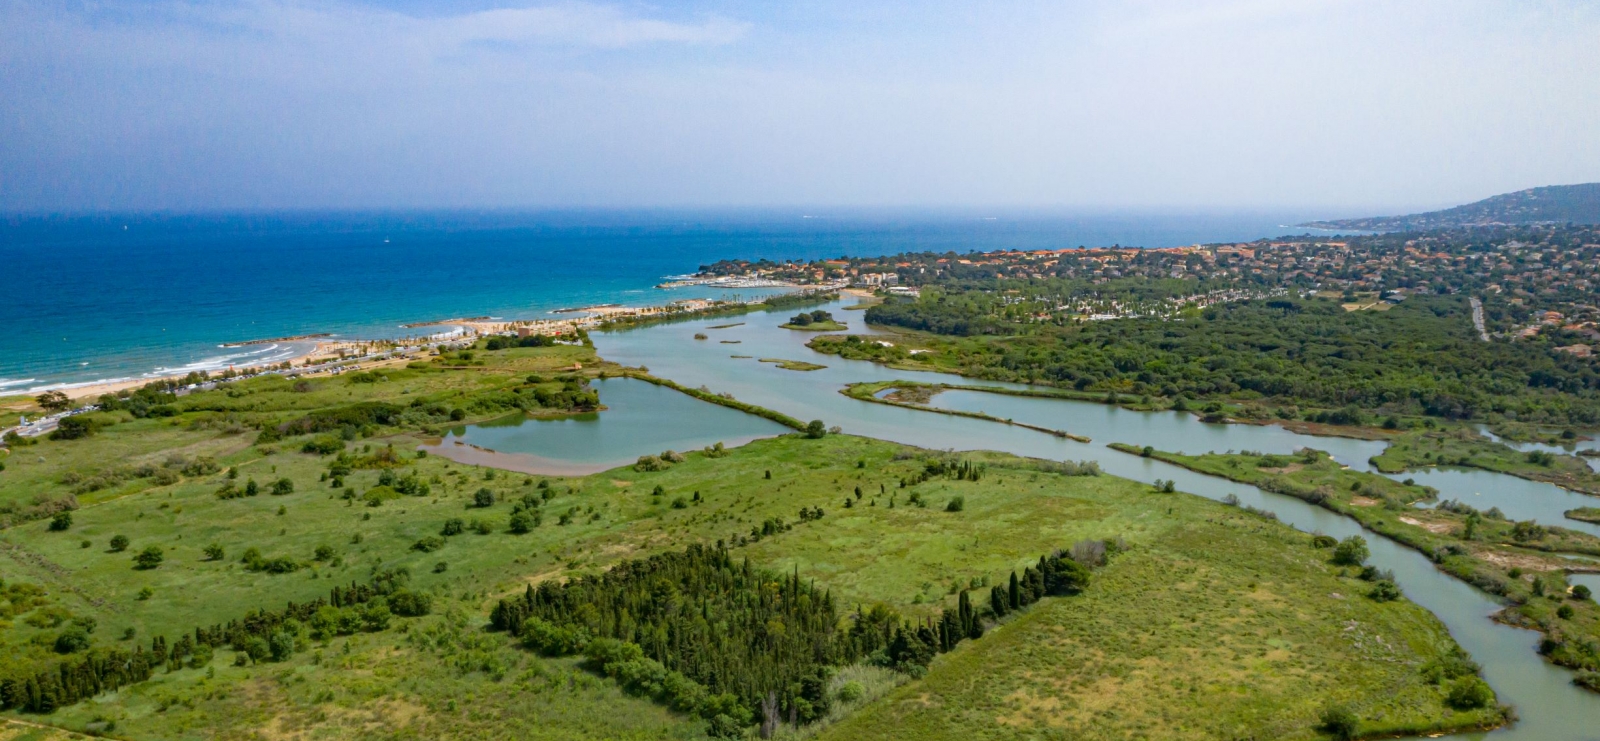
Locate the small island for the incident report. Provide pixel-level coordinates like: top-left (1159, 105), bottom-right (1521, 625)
top-left (781, 309), bottom-right (847, 331)
top-left (759, 358), bottom-right (827, 371)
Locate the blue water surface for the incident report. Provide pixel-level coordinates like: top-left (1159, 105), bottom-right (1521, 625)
top-left (2, 208), bottom-right (1320, 389)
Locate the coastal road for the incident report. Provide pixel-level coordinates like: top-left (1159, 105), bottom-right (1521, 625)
top-left (1470, 296), bottom-right (1489, 341)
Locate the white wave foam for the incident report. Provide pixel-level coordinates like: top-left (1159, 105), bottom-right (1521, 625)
top-left (0, 378), bottom-right (40, 389)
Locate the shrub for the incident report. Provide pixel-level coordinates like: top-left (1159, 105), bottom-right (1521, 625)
top-left (1446, 676), bottom-right (1493, 709)
top-left (473, 488), bottom-right (496, 508)
top-left (441, 518), bottom-right (465, 536)
top-left (1310, 534), bottom-right (1338, 548)
top-left (271, 478), bottom-right (295, 496)
top-left (203, 543), bottom-right (225, 561)
top-left (49, 512), bottom-right (73, 531)
top-left (50, 416), bottom-right (99, 440)
top-left (109, 534), bottom-right (130, 552)
top-left (671, 497), bottom-right (689, 510)
top-left (1318, 705), bottom-right (1359, 741)
top-left (1368, 580), bottom-right (1402, 602)
top-left (412, 536), bottom-right (446, 553)
top-left (1574, 584), bottom-right (1593, 601)
top-left (837, 681), bottom-right (865, 703)
top-left (805, 420), bottom-right (827, 439)
top-left (388, 590), bottom-right (432, 617)
top-left (362, 485), bottom-right (400, 507)
top-left (302, 436), bottom-right (344, 455)
top-left (509, 511), bottom-right (537, 533)
top-left (1331, 536), bottom-right (1369, 566)
top-left (54, 627), bottom-right (91, 654)
top-left (945, 496), bottom-right (965, 512)
top-left (313, 545), bottom-right (335, 561)
top-left (1558, 604), bottom-right (1575, 620)
top-left (133, 546), bottom-right (164, 570)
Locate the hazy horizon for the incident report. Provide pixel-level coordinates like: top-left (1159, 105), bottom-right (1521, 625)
top-left (4, 0), bottom-right (1598, 214)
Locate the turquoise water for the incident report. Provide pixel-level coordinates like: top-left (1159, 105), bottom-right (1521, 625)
top-left (0, 209), bottom-right (1319, 391)
top-left (422, 377), bottom-right (788, 475)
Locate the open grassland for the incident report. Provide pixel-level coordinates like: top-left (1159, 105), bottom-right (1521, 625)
top-left (1123, 444), bottom-right (1600, 686)
top-left (0, 344), bottom-right (1502, 739)
top-left (816, 516), bottom-right (1497, 741)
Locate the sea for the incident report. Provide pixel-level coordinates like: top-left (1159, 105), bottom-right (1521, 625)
top-left (2, 209), bottom-right (1329, 392)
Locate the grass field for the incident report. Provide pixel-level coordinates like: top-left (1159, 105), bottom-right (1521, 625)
top-left (1123, 444), bottom-right (1600, 685)
top-left (0, 343), bottom-right (1506, 739)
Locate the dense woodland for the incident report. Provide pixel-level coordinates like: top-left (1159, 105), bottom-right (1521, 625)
top-left (489, 542), bottom-right (1097, 737)
top-left (857, 295), bottom-right (1600, 425)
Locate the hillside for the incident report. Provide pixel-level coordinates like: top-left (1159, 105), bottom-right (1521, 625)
top-left (1302, 183), bottom-right (1600, 231)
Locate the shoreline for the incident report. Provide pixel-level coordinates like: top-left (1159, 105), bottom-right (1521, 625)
top-left (6, 284), bottom-right (843, 403)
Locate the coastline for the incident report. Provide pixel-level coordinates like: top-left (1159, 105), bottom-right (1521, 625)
top-left (7, 283), bottom-right (832, 403)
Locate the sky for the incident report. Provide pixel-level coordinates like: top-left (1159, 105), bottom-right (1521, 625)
top-left (2, 0), bottom-right (1598, 213)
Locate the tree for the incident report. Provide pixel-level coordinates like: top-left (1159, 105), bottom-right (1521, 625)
top-left (132, 547), bottom-right (164, 572)
top-left (49, 416), bottom-right (97, 440)
top-left (133, 546), bottom-right (164, 570)
top-left (244, 479), bottom-right (259, 497)
top-left (271, 478), bottom-right (295, 496)
top-left (805, 420), bottom-right (827, 439)
top-left (1331, 536), bottom-right (1368, 566)
top-left (109, 535), bottom-right (130, 552)
top-left (474, 488), bottom-right (496, 508)
top-left (49, 512), bottom-right (73, 531)
top-left (37, 390), bottom-right (71, 413)
top-left (509, 511), bottom-right (536, 534)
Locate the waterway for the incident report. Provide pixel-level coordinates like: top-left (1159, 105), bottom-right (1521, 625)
top-left (452, 297), bottom-right (1600, 739)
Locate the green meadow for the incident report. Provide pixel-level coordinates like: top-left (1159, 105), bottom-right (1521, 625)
top-left (0, 343), bottom-right (1503, 739)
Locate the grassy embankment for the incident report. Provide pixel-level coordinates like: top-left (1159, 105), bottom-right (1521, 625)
top-left (1568, 508), bottom-right (1600, 525)
top-left (1371, 428), bottom-right (1600, 496)
top-left (0, 343), bottom-right (1500, 739)
top-left (1114, 443), bottom-right (1600, 688)
top-left (841, 381), bottom-right (1090, 442)
top-left (594, 292), bottom-right (838, 334)
top-left (780, 321), bottom-right (847, 332)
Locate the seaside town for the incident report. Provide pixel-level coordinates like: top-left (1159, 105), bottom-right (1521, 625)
top-left (696, 224), bottom-right (1600, 341)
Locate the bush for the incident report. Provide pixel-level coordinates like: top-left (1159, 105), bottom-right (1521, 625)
top-left (1446, 676), bottom-right (1493, 709)
top-left (362, 485), bottom-right (400, 506)
top-left (54, 627), bottom-right (91, 654)
top-left (509, 511), bottom-right (537, 533)
top-left (203, 543), bottom-right (225, 561)
top-left (1331, 536), bottom-right (1369, 566)
top-left (270, 478), bottom-right (295, 496)
top-left (388, 590), bottom-right (432, 617)
top-left (1318, 705), bottom-right (1359, 741)
top-left (411, 536), bottom-right (446, 553)
top-left (302, 435), bottom-right (344, 455)
top-left (635, 455), bottom-right (669, 472)
top-left (50, 416), bottom-right (99, 440)
top-left (945, 496), bottom-right (965, 512)
top-left (805, 420), bottom-right (827, 439)
top-left (473, 488), bottom-right (496, 508)
top-left (1310, 534), bottom-right (1338, 548)
top-left (49, 512), bottom-right (73, 531)
top-left (1574, 584), bottom-right (1593, 601)
top-left (133, 546), bottom-right (164, 570)
top-left (441, 518), bottom-right (465, 536)
top-left (1368, 580), bottom-right (1402, 602)
top-left (837, 680), bottom-right (865, 703)
top-left (109, 534), bottom-right (130, 552)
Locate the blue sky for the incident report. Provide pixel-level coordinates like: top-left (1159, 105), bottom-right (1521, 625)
top-left (2, 0), bottom-right (1597, 212)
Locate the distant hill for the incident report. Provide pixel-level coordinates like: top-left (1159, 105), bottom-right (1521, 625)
top-left (1301, 183), bottom-right (1600, 231)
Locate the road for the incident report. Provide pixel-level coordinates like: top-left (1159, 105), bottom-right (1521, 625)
top-left (1470, 296), bottom-right (1489, 341)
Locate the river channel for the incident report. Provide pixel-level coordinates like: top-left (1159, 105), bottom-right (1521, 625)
top-left (454, 297), bottom-right (1600, 739)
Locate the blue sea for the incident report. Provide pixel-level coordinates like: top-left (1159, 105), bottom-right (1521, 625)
top-left (2, 209), bottom-right (1326, 391)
